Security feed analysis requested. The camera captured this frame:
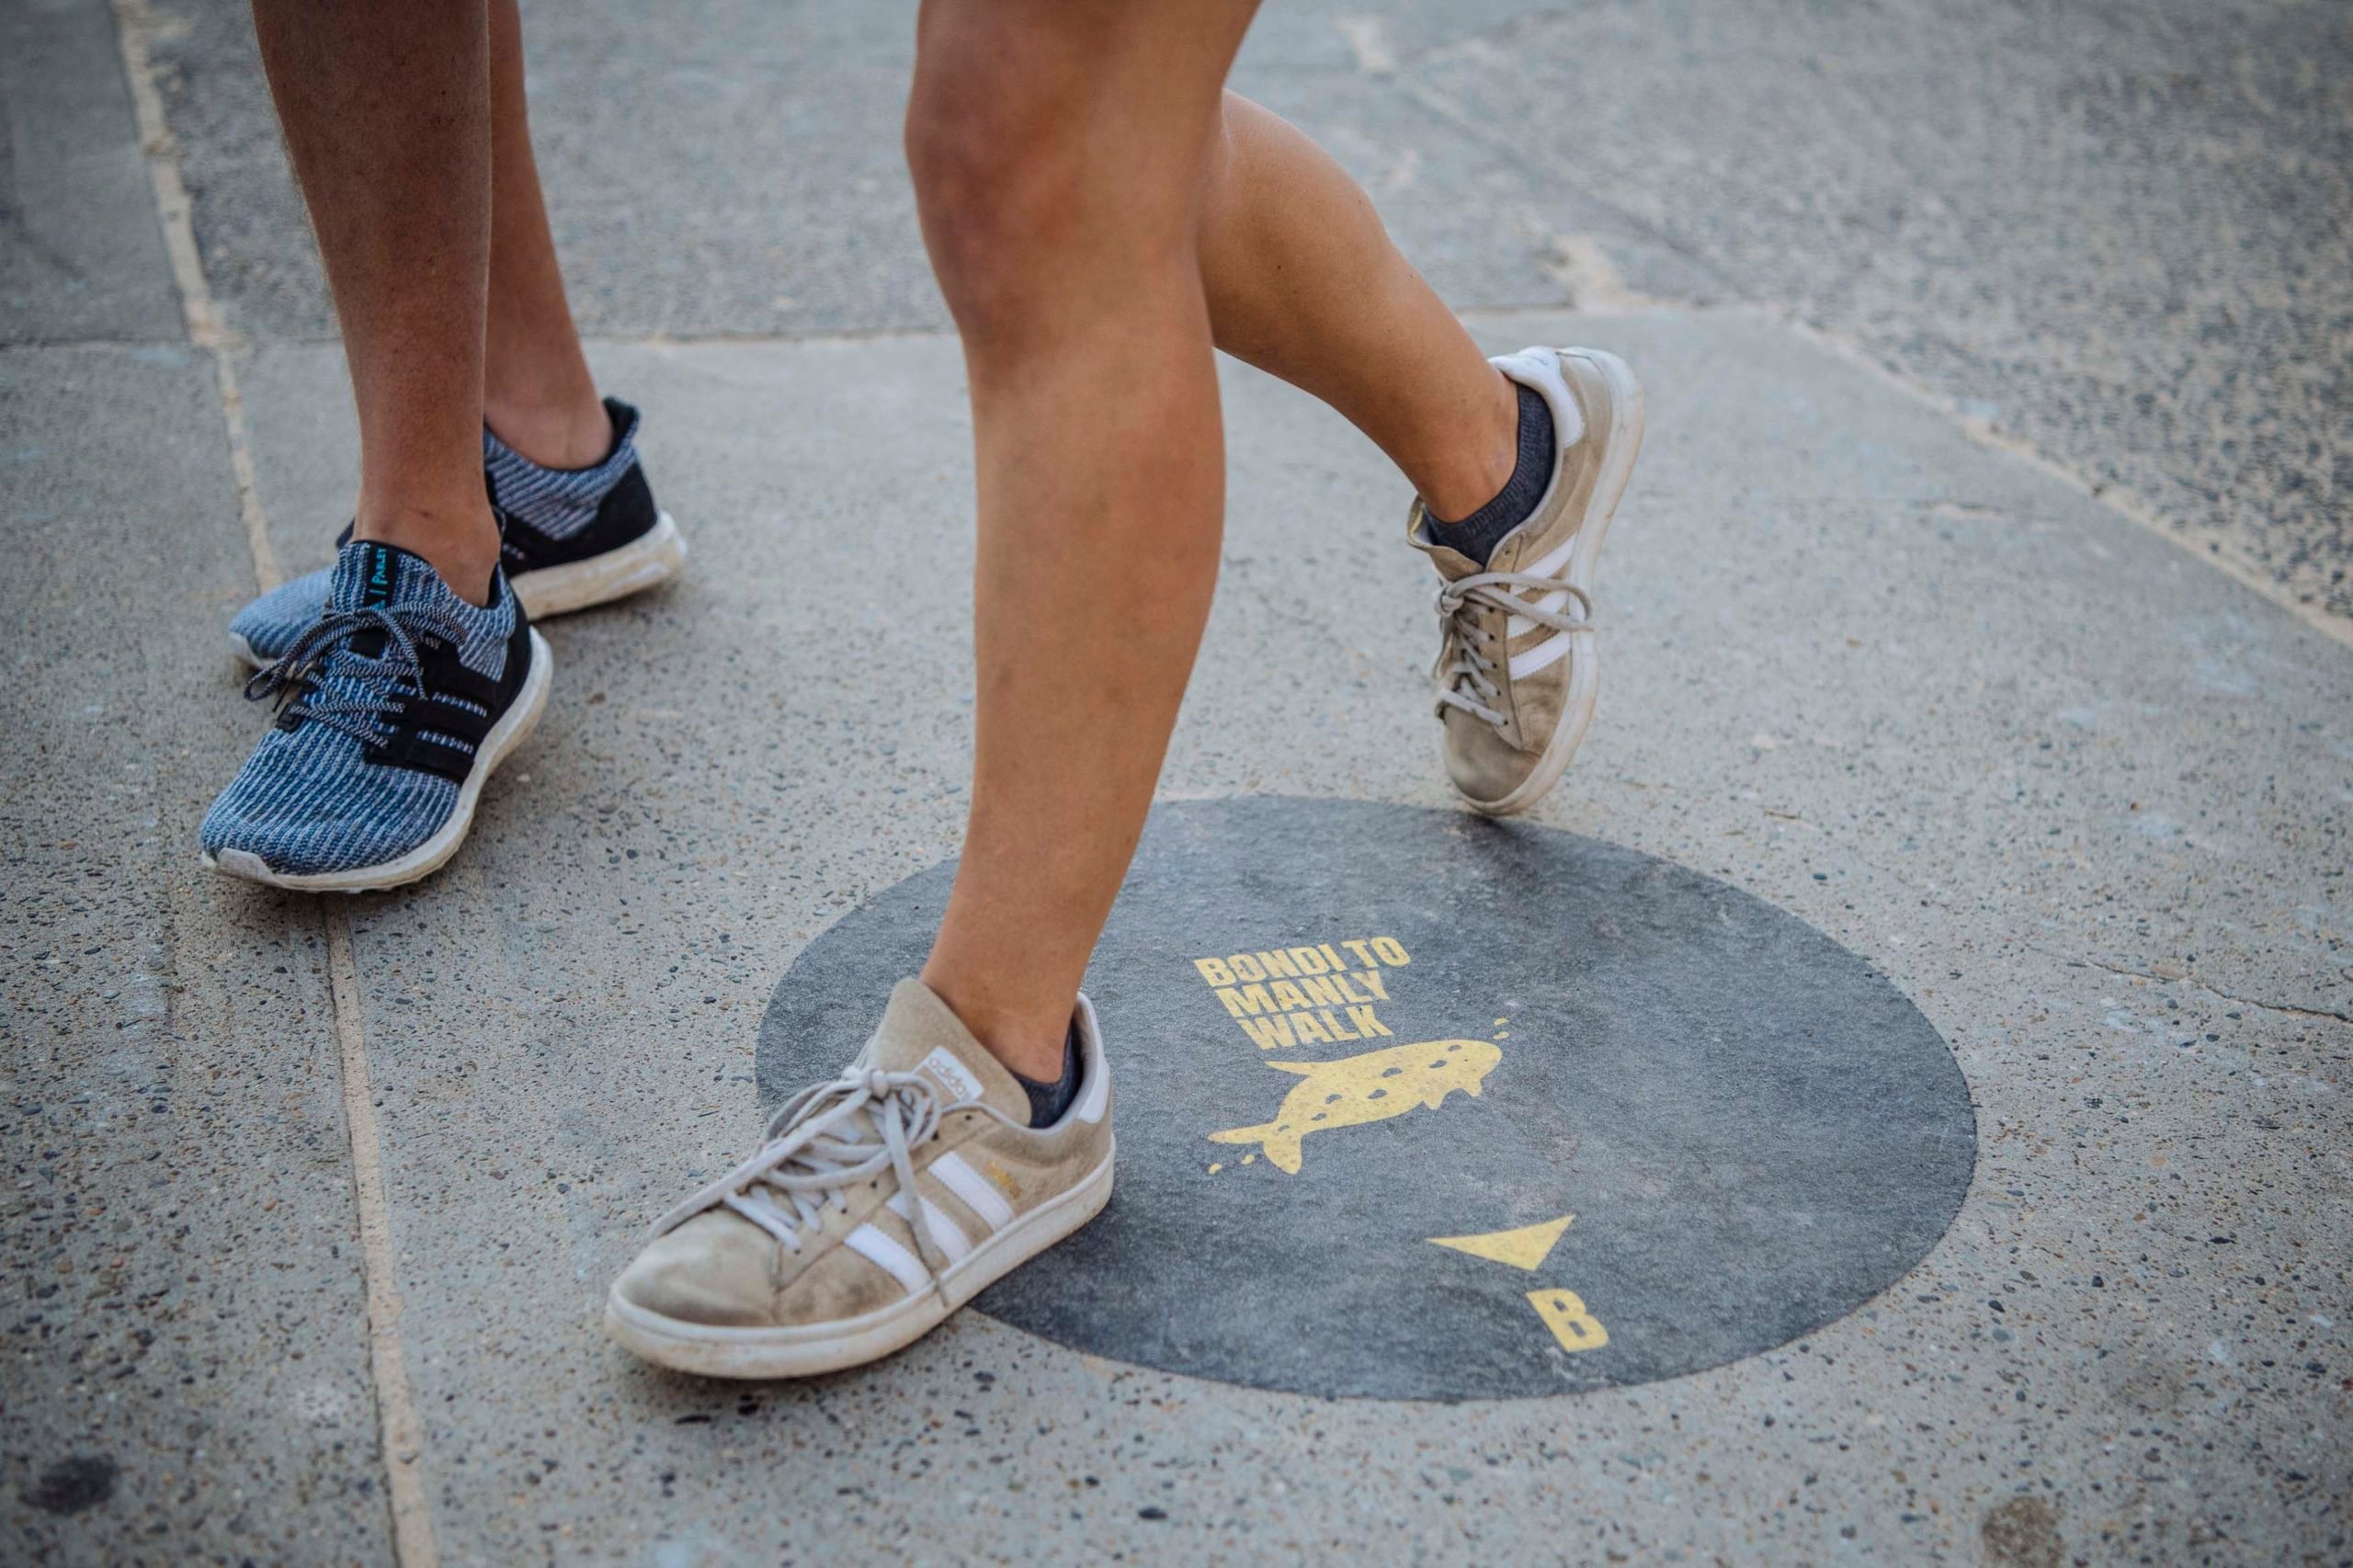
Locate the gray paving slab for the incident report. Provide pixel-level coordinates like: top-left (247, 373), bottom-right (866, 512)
top-left (0, 347), bottom-right (386, 1563)
top-left (0, 0), bottom-right (183, 345)
top-left (142, 0), bottom-right (2353, 624)
top-left (225, 309), bottom-right (2351, 1562)
top-left (1399, 0), bottom-right (2353, 623)
top-left (142, 0), bottom-right (939, 347)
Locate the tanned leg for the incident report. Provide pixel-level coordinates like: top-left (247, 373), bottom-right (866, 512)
top-left (483, 0), bottom-right (608, 469)
top-left (249, 0), bottom-right (500, 602)
top-left (905, 8), bottom-right (1528, 1079)
top-left (905, 0), bottom-right (1260, 1078)
top-left (1199, 93), bottom-right (1519, 520)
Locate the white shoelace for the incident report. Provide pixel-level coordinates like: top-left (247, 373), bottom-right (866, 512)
top-left (654, 1065), bottom-right (1021, 1291)
top-left (1433, 570), bottom-right (1593, 727)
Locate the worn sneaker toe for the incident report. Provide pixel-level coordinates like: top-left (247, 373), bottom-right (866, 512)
top-left (1439, 705), bottom-right (1540, 809)
top-left (611, 1211), bottom-right (780, 1329)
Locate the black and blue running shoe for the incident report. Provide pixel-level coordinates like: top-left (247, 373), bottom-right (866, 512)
top-left (228, 397), bottom-right (683, 667)
top-left (202, 539), bottom-right (552, 892)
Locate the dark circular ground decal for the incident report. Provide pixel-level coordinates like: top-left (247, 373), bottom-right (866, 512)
top-left (758, 797), bottom-right (1974, 1401)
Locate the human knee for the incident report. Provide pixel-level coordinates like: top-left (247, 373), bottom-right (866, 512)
top-left (905, 35), bottom-right (1194, 330)
top-left (904, 67), bottom-right (1093, 305)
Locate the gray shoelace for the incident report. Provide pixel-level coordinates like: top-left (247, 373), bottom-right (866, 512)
top-left (244, 603), bottom-right (470, 747)
top-left (657, 1067), bottom-right (1019, 1290)
top-left (1434, 570), bottom-right (1594, 727)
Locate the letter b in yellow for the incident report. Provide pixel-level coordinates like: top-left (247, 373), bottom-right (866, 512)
top-left (1528, 1289), bottom-right (1608, 1353)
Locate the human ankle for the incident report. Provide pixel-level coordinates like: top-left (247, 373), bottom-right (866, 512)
top-left (1423, 379), bottom-right (1556, 566)
top-left (981, 1023), bottom-right (1074, 1088)
top-left (353, 498), bottom-right (502, 607)
top-left (1414, 369), bottom-right (1521, 521)
top-left (918, 966), bottom-right (1073, 1085)
top-left (483, 388), bottom-right (611, 472)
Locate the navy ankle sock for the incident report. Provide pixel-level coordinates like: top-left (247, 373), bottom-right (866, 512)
top-left (1426, 382), bottom-right (1555, 566)
top-left (1014, 1023), bottom-right (1083, 1127)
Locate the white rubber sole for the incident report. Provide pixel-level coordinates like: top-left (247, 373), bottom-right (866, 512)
top-left (230, 512), bottom-right (686, 670)
top-left (511, 509), bottom-right (687, 621)
top-left (1465, 347), bottom-right (1646, 819)
top-left (605, 1144), bottom-right (1116, 1380)
top-left (204, 628), bottom-right (553, 893)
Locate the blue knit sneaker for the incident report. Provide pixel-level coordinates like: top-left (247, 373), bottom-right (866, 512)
top-left (227, 398), bottom-right (684, 667)
top-left (201, 540), bottom-right (553, 892)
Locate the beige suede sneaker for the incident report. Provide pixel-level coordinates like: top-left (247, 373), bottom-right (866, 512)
top-left (1408, 346), bottom-right (1645, 816)
top-left (606, 980), bottom-right (1113, 1379)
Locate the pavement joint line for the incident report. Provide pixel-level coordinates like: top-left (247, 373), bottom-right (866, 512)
top-left (603, 308), bottom-right (2331, 647)
top-left (108, 4), bottom-right (436, 1562)
top-left (0, 338), bottom-right (197, 355)
top-left (1757, 310), bottom-right (2353, 653)
top-left (78, 271), bottom-right (2353, 644)
top-left (326, 903), bottom-right (439, 1568)
top-left (108, 0), bottom-right (282, 595)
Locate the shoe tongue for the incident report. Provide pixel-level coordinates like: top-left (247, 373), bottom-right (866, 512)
top-left (864, 979), bottom-right (1030, 1119)
top-left (327, 539), bottom-right (456, 613)
top-left (1406, 503), bottom-right (1487, 582)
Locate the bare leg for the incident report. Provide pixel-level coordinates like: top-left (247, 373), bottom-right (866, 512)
top-left (249, 0), bottom-right (499, 602)
top-left (1200, 94), bottom-right (1518, 520)
top-left (906, 6), bottom-right (1528, 1080)
top-left (907, 0), bottom-right (1258, 1078)
top-left (483, 0), bottom-right (608, 469)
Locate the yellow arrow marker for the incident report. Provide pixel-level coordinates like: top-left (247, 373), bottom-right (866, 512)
top-left (1425, 1214), bottom-right (1574, 1271)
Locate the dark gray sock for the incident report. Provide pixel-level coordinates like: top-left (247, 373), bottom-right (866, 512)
top-left (1014, 1022), bottom-right (1084, 1128)
top-left (1425, 383), bottom-right (1556, 566)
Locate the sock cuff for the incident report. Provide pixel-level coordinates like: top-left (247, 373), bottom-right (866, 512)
top-left (483, 397), bottom-right (642, 541)
top-left (1014, 1021), bottom-right (1085, 1127)
top-left (1426, 382), bottom-right (1557, 566)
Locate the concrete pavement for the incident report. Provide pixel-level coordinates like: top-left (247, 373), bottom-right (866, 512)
top-left (5, 0), bottom-right (2350, 1562)
top-left (131, 0), bottom-right (2353, 625)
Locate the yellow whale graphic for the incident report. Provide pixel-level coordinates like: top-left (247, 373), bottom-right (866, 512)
top-left (1209, 1037), bottom-right (1502, 1175)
